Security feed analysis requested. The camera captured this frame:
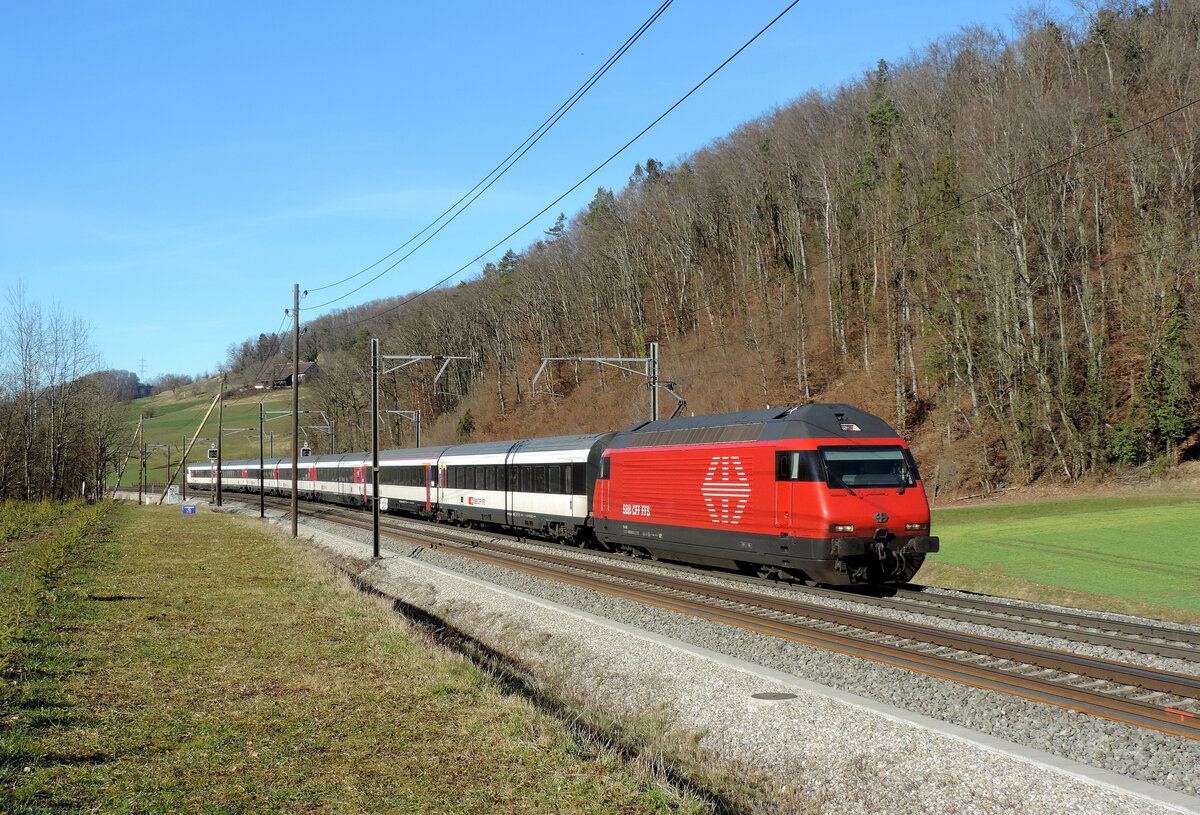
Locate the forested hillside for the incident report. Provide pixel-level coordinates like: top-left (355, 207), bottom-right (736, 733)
top-left (169, 3), bottom-right (1200, 494)
top-left (253, 1), bottom-right (1200, 495)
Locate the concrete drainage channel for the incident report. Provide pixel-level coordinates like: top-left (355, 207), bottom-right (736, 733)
top-left (225, 503), bottom-right (1200, 815)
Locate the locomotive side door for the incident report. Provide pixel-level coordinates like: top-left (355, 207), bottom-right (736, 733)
top-left (774, 451), bottom-right (794, 530)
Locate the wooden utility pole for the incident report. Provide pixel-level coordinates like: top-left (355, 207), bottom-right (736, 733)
top-left (215, 376), bottom-right (224, 507)
top-left (113, 418), bottom-right (142, 499)
top-left (156, 392), bottom-right (220, 505)
top-left (137, 419), bottom-right (145, 505)
top-left (291, 284), bottom-right (300, 538)
top-left (371, 338), bottom-right (380, 558)
top-left (259, 402), bottom-right (265, 519)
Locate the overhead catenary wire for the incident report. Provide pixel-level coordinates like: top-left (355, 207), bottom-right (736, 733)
top-left (312, 11), bottom-right (1197, 378)
top-left (305, 0), bottom-right (676, 299)
top-left (501, 94), bottom-right (1200, 370)
top-left (327, 0), bottom-right (805, 325)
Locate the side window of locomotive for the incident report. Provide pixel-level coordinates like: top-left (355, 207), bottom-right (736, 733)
top-left (775, 452), bottom-right (791, 481)
top-left (775, 451), bottom-right (822, 481)
top-left (903, 450), bottom-right (921, 483)
top-left (599, 457), bottom-right (611, 480)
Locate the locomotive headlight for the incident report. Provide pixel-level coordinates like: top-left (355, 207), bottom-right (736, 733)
top-left (830, 523), bottom-right (855, 533)
top-left (905, 522), bottom-right (928, 531)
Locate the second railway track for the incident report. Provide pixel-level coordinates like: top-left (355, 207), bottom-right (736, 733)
top-left (245, 496), bottom-right (1200, 741)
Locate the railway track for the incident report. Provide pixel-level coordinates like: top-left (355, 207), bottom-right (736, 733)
top-left (796, 584), bottom-right (1200, 664)
top-left (236, 495), bottom-right (1200, 740)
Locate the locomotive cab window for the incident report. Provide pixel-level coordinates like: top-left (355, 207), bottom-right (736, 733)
top-left (818, 446), bottom-right (918, 489)
top-left (775, 451), bottom-right (822, 481)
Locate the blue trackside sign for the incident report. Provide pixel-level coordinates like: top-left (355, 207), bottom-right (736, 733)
top-left (182, 505), bottom-right (196, 515)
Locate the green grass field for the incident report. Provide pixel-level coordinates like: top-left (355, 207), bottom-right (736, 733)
top-left (926, 490), bottom-right (1200, 622)
top-left (2, 503), bottom-right (711, 814)
top-left (116, 389), bottom-right (305, 488)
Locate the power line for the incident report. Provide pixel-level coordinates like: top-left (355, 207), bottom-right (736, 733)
top-left (306, 0), bottom-right (676, 302)
top-left (333, 0), bottom-right (804, 327)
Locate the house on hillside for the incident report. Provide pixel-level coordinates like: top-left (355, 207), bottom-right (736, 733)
top-left (255, 362), bottom-right (319, 390)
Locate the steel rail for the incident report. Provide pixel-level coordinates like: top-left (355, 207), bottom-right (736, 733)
top-left (883, 586), bottom-right (1200, 653)
top-left (242, 496), bottom-right (1200, 738)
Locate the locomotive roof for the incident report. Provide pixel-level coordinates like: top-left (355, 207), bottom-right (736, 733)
top-left (610, 404), bottom-right (900, 449)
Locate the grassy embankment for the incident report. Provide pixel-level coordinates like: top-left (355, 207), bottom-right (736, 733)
top-left (117, 389), bottom-right (301, 489)
top-left (0, 502), bottom-right (713, 814)
top-left (925, 489), bottom-right (1200, 624)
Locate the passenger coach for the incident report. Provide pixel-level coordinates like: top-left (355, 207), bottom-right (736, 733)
top-left (436, 433), bottom-right (613, 540)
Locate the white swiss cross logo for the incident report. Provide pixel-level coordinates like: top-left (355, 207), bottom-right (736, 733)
top-left (701, 455), bottom-right (750, 524)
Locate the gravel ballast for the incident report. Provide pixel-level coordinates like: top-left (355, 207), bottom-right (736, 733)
top-left (239, 505), bottom-right (1199, 815)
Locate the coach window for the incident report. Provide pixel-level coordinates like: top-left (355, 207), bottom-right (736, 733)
top-left (533, 466), bottom-right (547, 493)
top-left (519, 465), bottom-right (531, 492)
top-left (563, 465), bottom-right (572, 495)
top-left (548, 465), bottom-right (561, 493)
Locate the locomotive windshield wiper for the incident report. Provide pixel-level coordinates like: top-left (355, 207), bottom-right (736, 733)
top-left (828, 471), bottom-right (857, 496)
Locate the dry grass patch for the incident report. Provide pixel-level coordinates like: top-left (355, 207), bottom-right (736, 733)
top-left (6, 505), bottom-right (706, 814)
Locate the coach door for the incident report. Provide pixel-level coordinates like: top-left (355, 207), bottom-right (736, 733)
top-left (504, 440), bottom-right (525, 527)
top-left (354, 466), bottom-right (366, 502)
top-left (424, 464), bottom-right (432, 512)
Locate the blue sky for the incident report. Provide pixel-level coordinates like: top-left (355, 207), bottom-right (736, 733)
top-left (1, 1), bottom-right (1073, 382)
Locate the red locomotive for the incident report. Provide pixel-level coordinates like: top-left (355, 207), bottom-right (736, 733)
top-left (593, 404), bottom-right (939, 585)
